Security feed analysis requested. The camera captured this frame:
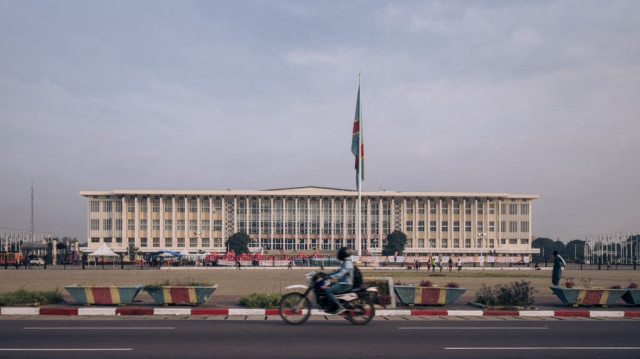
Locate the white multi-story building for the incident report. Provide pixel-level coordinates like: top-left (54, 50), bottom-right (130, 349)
top-left (81, 187), bottom-right (539, 260)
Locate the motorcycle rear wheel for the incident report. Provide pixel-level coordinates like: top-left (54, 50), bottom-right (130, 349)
top-left (345, 295), bottom-right (375, 325)
top-left (279, 292), bottom-right (312, 325)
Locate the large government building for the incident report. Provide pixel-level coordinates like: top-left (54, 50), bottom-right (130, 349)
top-left (81, 187), bottom-right (540, 262)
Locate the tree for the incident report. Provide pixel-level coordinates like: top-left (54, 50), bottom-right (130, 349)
top-left (532, 237), bottom-right (565, 263)
top-left (382, 231), bottom-right (408, 256)
top-left (226, 232), bottom-right (251, 255)
top-left (127, 243), bottom-right (138, 261)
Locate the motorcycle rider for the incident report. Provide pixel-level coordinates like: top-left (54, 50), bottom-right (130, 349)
top-left (324, 247), bottom-right (354, 314)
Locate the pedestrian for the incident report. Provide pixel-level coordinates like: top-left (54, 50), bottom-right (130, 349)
top-left (236, 259), bottom-right (242, 270)
top-left (288, 259), bottom-right (293, 270)
top-left (426, 258), bottom-right (431, 271)
top-left (457, 258), bottom-right (462, 272)
top-left (438, 261), bottom-right (443, 273)
top-left (431, 257), bottom-right (436, 272)
top-left (414, 259), bottom-right (418, 271)
top-left (448, 258), bottom-right (453, 272)
top-left (552, 250), bottom-right (566, 286)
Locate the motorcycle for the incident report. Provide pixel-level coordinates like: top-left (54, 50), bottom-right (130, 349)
top-left (279, 271), bottom-right (378, 325)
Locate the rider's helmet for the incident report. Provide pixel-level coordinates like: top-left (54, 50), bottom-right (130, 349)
top-left (337, 247), bottom-right (351, 261)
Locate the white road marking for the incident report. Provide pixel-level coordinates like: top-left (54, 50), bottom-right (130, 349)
top-left (400, 326), bottom-right (547, 330)
top-left (24, 327), bottom-right (174, 330)
top-left (0, 348), bottom-right (133, 351)
top-left (446, 347), bottom-right (640, 350)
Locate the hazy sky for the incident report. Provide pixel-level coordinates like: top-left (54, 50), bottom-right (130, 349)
top-left (1, 0), bottom-right (639, 242)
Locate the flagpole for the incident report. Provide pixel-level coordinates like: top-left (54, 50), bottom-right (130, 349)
top-left (357, 73), bottom-right (362, 257)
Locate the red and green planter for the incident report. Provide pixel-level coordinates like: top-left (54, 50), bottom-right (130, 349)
top-left (550, 286), bottom-right (627, 307)
top-left (394, 285), bottom-right (466, 306)
top-left (64, 285), bottom-right (143, 305)
top-left (144, 285), bottom-right (218, 305)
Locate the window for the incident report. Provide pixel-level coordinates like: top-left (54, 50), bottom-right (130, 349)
top-left (128, 237), bottom-right (135, 244)
top-left (140, 200), bottom-right (147, 213)
top-left (477, 221), bottom-right (483, 233)
top-left (418, 202), bottom-right (425, 214)
top-left (177, 238), bottom-right (185, 247)
top-left (509, 238), bottom-right (517, 244)
top-left (115, 219), bottom-right (122, 231)
top-left (91, 219), bottom-right (100, 231)
top-left (521, 221), bottom-right (529, 232)
top-left (202, 238), bottom-right (210, 247)
top-left (441, 238), bottom-right (448, 248)
top-left (165, 219), bottom-right (172, 231)
top-left (453, 238), bottom-right (460, 248)
top-left (500, 221), bottom-right (506, 232)
top-left (213, 220), bottom-right (222, 231)
top-left (91, 237), bottom-right (99, 243)
top-left (177, 201), bottom-right (185, 213)
top-left (190, 238), bottom-right (198, 247)
top-left (417, 238), bottom-right (424, 248)
top-left (521, 203), bottom-right (529, 215)
top-left (430, 202), bottom-right (437, 214)
top-left (165, 238), bottom-right (173, 247)
top-left (202, 219), bottom-right (210, 231)
top-left (128, 200), bottom-right (135, 213)
top-left (520, 238), bottom-right (529, 244)
top-left (153, 200), bottom-right (160, 212)
top-left (90, 201), bottom-right (100, 212)
top-left (441, 221), bottom-right (448, 232)
top-left (500, 238), bottom-right (506, 245)
top-left (488, 203), bottom-right (495, 214)
top-left (177, 220), bottom-right (185, 231)
top-left (152, 219), bottom-right (160, 231)
top-left (103, 201), bottom-right (112, 212)
top-left (465, 238), bottom-right (471, 248)
top-left (453, 221), bottom-right (460, 232)
top-left (489, 221), bottom-right (495, 232)
top-left (465, 221), bottom-right (471, 232)
top-left (153, 238), bottom-right (160, 247)
top-left (103, 218), bottom-right (112, 231)
top-left (115, 237), bottom-right (122, 243)
top-left (465, 202), bottom-right (472, 214)
top-left (509, 221), bottom-right (517, 232)
top-left (428, 238), bottom-right (436, 248)
top-left (442, 202), bottom-right (448, 215)
top-left (140, 237), bottom-right (148, 247)
top-left (509, 203), bottom-right (517, 215)
top-left (190, 200), bottom-right (198, 213)
top-left (127, 219), bottom-right (135, 231)
top-left (165, 200), bottom-right (172, 213)
top-left (214, 200), bottom-right (222, 212)
top-left (140, 219), bottom-right (147, 231)
top-left (406, 202), bottom-right (413, 215)
top-left (115, 201), bottom-right (122, 212)
top-left (418, 220), bottom-right (425, 232)
top-left (477, 203), bottom-right (483, 215)
top-left (489, 238), bottom-right (495, 248)
top-left (429, 221), bottom-right (437, 232)
top-left (501, 204), bottom-right (507, 215)
top-left (202, 200), bottom-right (210, 213)
top-left (406, 221), bottom-right (413, 232)
top-left (453, 202), bottom-right (460, 214)
top-left (190, 219), bottom-right (198, 231)
top-left (214, 238), bottom-right (223, 248)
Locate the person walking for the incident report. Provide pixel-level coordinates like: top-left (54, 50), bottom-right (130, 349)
top-left (448, 257), bottom-right (453, 272)
top-left (457, 258), bottom-right (462, 272)
top-left (552, 250), bottom-right (566, 286)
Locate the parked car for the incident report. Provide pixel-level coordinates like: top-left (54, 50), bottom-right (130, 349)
top-left (29, 257), bottom-right (45, 266)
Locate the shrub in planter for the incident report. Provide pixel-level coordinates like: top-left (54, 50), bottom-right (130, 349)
top-left (445, 282), bottom-right (460, 288)
top-left (475, 281), bottom-right (536, 308)
top-left (564, 279), bottom-right (575, 288)
top-left (419, 280), bottom-right (433, 287)
top-left (238, 293), bottom-right (282, 309)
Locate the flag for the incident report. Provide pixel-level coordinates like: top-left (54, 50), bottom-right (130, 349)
top-left (351, 85), bottom-right (364, 189)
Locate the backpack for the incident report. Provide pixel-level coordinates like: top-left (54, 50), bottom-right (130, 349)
top-left (352, 264), bottom-right (363, 288)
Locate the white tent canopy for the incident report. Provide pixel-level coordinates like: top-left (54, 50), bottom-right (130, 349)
top-left (88, 243), bottom-right (119, 257)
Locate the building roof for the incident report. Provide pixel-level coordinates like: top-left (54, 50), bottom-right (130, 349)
top-left (80, 186), bottom-right (540, 199)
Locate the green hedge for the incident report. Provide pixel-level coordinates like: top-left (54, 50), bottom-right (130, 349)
top-left (0, 289), bottom-right (64, 306)
top-left (238, 293), bottom-right (283, 309)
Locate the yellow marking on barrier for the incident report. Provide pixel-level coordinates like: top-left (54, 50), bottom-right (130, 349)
top-left (163, 287), bottom-right (172, 303)
top-left (576, 289), bottom-right (587, 305)
top-left (188, 287), bottom-right (197, 303)
top-left (85, 287), bottom-right (95, 304)
top-left (438, 288), bottom-right (448, 305)
top-left (110, 286), bottom-right (121, 304)
top-left (414, 288), bottom-right (422, 304)
top-left (600, 290), bottom-right (610, 305)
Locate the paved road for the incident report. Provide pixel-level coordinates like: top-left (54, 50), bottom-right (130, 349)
top-left (0, 318), bottom-right (639, 359)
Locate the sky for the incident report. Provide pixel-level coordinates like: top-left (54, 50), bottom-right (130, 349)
top-left (1, 0), bottom-right (639, 243)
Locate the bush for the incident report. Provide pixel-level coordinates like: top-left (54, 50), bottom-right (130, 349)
top-left (564, 279), bottom-right (575, 288)
top-left (445, 282), bottom-right (460, 288)
top-left (610, 285), bottom-right (622, 289)
top-left (629, 282), bottom-right (638, 289)
top-left (0, 289), bottom-right (64, 306)
top-left (419, 280), bottom-right (433, 287)
top-left (238, 293), bottom-right (282, 309)
top-left (475, 281), bottom-right (536, 308)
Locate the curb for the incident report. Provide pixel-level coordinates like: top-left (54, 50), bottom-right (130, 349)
top-left (1, 307), bottom-right (639, 318)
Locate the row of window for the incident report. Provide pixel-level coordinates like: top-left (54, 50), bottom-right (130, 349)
top-left (406, 220), bottom-right (530, 233)
top-left (90, 237), bottom-right (224, 248)
top-left (90, 199), bottom-right (530, 217)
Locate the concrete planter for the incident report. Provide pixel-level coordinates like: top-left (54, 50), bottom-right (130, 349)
top-left (394, 285), bottom-right (466, 306)
top-left (621, 288), bottom-right (640, 305)
top-left (550, 286), bottom-right (627, 307)
top-left (64, 285), bottom-right (143, 305)
top-left (144, 285), bottom-right (218, 305)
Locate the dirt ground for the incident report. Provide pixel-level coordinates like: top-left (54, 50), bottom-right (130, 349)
top-left (1, 267), bottom-right (638, 308)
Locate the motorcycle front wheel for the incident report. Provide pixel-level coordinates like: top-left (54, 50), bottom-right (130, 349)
top-left (345, 295), bottom-right (375, 325)
top-left (279, 292), bottom-right (312, 325)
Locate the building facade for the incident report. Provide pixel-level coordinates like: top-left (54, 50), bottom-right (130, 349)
top-left (80, 187), bottom-right (539, 260)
